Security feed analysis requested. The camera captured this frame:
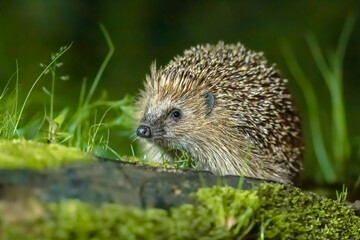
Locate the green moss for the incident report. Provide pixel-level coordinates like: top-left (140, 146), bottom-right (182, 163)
top-left (121, 155), bottom-right (175, 169)
top-left (0, 139), bottom-right (93, 170)
top-left (256, 184), bottom-right (360, 239)
top-left (1, 183), bottom-right (359, 239)
top-left (0, 186), bottom-right (259, 240)
top-left (121, 148), bottom-right (196, 170)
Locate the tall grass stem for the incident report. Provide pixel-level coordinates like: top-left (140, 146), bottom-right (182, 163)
top-left (13, 44), bottom-right (72, 135)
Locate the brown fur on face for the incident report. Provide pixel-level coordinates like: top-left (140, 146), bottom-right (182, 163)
top-left (136, 42), bottom-right (303, 185)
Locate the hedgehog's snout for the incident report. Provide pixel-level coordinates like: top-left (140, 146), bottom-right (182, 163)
top-left (136, 125), bottom-right (152, 138)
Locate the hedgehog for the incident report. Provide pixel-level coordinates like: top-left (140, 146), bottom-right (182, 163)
top-left (135, 42), bottom-right (303, 185)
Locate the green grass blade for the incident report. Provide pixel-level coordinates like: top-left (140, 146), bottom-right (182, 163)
top-left (282, 43), bottom-right (336, 183)
top-left (306, 15), bottom-right (354, 166)
top-left (335, 13), bottom-right (356, 74)
top-left (83, 23), bottom-right (114, 107)
top-left (13, 44), bottom-right (72, 136)
top-left (14, 60), bottom-right (19, 117)
top-left (306, 34), bottom-right (331, 86)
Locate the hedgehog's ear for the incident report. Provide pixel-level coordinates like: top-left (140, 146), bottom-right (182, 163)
top-left (204, 92), bottom-right (215, 116)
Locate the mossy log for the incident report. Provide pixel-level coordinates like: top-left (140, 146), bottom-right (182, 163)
top-left (0, 159), bottom-right (264, 208)
top-left (0, 140), bottom-right (360, 239)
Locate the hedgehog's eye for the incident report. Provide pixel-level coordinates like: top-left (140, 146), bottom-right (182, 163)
top-left (169, 109), bottom-right (182, 121)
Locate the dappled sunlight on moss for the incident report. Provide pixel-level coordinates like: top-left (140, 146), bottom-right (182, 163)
top-left (0, 139), bottom-right (93, 170)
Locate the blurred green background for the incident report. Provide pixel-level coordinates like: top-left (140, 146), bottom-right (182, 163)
top-left (1, 0), bottom-right (360, 194)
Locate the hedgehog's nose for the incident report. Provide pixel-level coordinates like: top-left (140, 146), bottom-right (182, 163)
top-left (136, 125), bottom-right (152, 138)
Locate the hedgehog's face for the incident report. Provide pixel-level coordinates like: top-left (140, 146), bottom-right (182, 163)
top-left (136, 91), bottom-right (215, 149)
